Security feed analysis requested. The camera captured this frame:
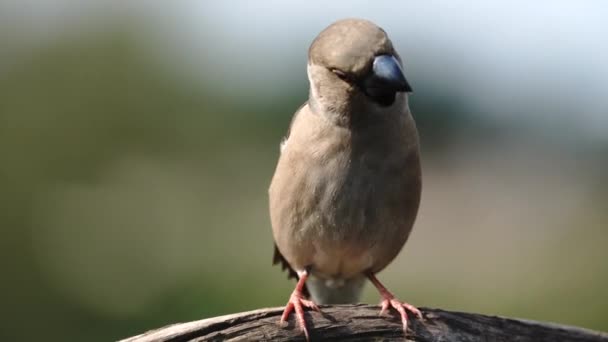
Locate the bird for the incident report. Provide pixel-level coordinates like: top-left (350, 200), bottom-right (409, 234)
top-left (269, 18), bottom-right (422, 340)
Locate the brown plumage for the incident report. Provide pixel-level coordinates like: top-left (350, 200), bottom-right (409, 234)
top-left (269, 18), bottom-right (422, 340)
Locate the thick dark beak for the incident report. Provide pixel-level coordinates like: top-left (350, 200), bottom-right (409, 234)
top-left (363, 55), bottom-right (412, 94)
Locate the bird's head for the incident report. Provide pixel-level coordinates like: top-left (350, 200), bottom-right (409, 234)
top-left (307, 18), bottom-right (412, 123)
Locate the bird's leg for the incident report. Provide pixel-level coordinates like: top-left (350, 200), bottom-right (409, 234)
top-left (280, 269), bottom-right (319, 341)
top-left (367, 272), bottom-right (422, 335)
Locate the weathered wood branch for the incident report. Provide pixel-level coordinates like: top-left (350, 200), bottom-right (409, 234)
top-left (121, 305), bottom-right (608, 341)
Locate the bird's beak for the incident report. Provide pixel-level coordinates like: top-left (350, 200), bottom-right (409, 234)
top-left (363, 55), bottom-right (412, 93)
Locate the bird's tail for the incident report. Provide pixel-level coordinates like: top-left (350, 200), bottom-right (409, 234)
top-left (306, 275), bottom-right (366, 304)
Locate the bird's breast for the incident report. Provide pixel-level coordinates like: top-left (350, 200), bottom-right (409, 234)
top-left (270, 109), bottom-right (421, 278)
top-left (296, 147), bottom-right (418, 278)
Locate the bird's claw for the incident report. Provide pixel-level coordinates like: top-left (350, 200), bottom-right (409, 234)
top-left (280, 291), bottom-right (319, 341)
top-left (379, 295), bottom-right (422, 334)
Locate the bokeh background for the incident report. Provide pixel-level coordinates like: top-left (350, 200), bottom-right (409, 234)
top-left (1, 1), bottom-right (607, 341)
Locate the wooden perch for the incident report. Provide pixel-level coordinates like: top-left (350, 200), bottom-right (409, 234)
top-left (121, 304), bottom-right (608, 341)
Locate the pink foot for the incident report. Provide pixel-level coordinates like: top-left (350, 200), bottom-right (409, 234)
top-left (368, 273), bottom-right (422, 336)
top-left (279, 270), bottom-right (319, 341)
top-left (379, 294), bottom-right (422, 333)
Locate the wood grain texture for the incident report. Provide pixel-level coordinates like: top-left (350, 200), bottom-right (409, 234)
top-left (120, 305), bottom-right (608, 342)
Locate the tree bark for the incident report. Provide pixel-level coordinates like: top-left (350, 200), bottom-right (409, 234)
top-left (120, 305), bottom-right (608, 342)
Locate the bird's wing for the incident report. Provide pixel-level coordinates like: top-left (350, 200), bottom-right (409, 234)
top-left (272, 244), bottom-right (310, 297)
top-left (272, 244), bottom-right (299, 280)
top-left (272, 102), bottom-right (311, 296)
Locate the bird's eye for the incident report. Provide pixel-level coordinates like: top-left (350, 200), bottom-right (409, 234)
top-left (330, 68), bottom-right (350, 81)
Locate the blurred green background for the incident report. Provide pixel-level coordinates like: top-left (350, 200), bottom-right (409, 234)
top-left (1, 1), bottom-right (607, 341)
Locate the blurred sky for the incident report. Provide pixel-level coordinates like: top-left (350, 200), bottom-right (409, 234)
top-left (0, 1), bottom-right (607, 341)
top-left (2, 1), bottom-right (607, 140)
